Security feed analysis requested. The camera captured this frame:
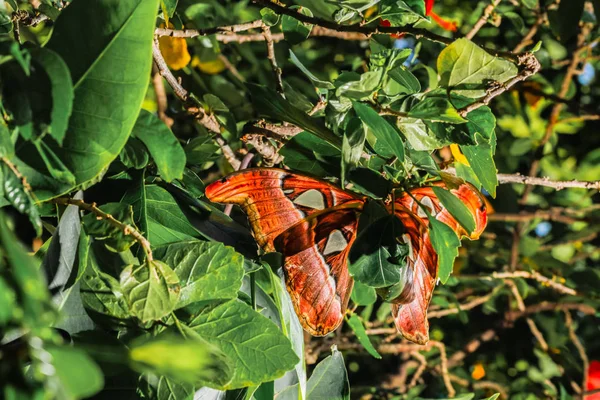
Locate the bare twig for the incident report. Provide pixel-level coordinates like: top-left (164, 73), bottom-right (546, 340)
top-left (430, 341), bottom-right (455, 398)
top-left (152, 38), bottom-right (241, 169)
top-left (428, 288), bottom-right (500, 318)
top-left (465, 0), bottom-right (502, 40)
top-left (408, 352), bottom-right (427, 389)
top-left (444, 167), bottom-right (600, 190)
top-left (448, 329), bottom-right (497, 367)
top-left (506, 280), bottom-right (549, 351)
top-left (504, 302), bottom-right (596, 321)
top-left (151, 65), bottom-right (174, 128)
top-left (464, 271), bottom-right (577, 296)
top-left (262, 24), bottom-right (285, 96)
top-left (513, 9), bottom-right (545, 53)
top-left (51, 197), bottom-right (153, 261)
top-left (564, 310), bottom-right (589, 399)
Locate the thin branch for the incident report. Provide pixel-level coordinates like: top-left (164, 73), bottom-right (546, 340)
top-left (448, 329), bottom-right (497, 367)
top-left (445, 167), bottom-right (600, 190)
top-left (496, 172), bottom-right (600, 191)
top-left (504, 302), bottom-right (596, 321)
top-left (564, 310), bottom-right (589, 399)
top-left (506, 280), bottom-right (549, 351)
top-left (155, 20), bottom-right (263, 38)
top-left (51, 197), bottom-right (153, 261)
top-left (262, 24), bottom-right (285, 96)
top-left (152, 38), bottom-right (241, 169)
top-left (430, 341), bottom-right (455, 398)
top-left (465, 0), bottom-right (502, 40)
top-left (428, 287), bottom-right (500, 318)
top-left (522, 23), bottom-right (593, 202)
top-left (513, 9), bottom-right (545, 53)
top-left (464, 271), bottom-right (577, 296)
top-left (252, 0), bottom-right (454, 46)
top-left (408, 352), bottom-right (427, 389)
top-left (457, 52), bottom-right (541, 117)
top-left (151, 65), bottom-right (174, 128)
top-left (489, 211), bottom-right (580, 225)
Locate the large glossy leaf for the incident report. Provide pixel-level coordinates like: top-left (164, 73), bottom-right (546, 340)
top-left (153, 241), bottom-right (244, 308)
top-left (306, 347), bottom-right (350, 400)
top-left (132, 110), bottom-right (186, 182)
top-left (145, 185), bottom-right (203, 246)
top-left (438, 38), bottom-right (518, 98)
top-left (129, 334), bottom-right (233, 387)
top-left (120, 260), bottom-right (181, 322)
top-left (408, 97), bottom-right (467, 123)
top-left (353, 101), bottom-right (405, 161)
top-left (18, 0), bottom-right (160, 199)
top-left (41, 191), bottom-right (95, 334)
top-left (188, 300), bottom-right (299, 389)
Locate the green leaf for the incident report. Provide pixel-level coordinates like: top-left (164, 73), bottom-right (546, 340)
top-left (347, 314), bottom-right (381, 359)
top-left (249, 84), bottom-right (342, 149)
top-left (33, 141), bottom-right (77, 185)
top-left (79, 243), bottom-right (132, 320)
top-left (19, 0), bottom-right (160, 199)
top-left (281, 6), bottom-right (314, 45)
top-left (82, 203), bottom-right (138, 252)
top-left (120, 260), bottom-right (181, 322)
top-left (161, 0), bottom-right (178, 18)
top-left (438, 38), bottom-right (518, 98)
top-left (47, 345), bottom-right (104, 399)
top-left (426, 213), bottom-right (460, 284)
top-left (460, 133), bottom-right (498, 197)
top-left (153, 241), bottom-right (244, 308)
top-left (548, 0), bottom-right (585, 42)
top-left (188, 299), bottom-right (299, 389)
top-left (30, 48), bottom-right (74, 145)
top-left (0, 276), bottom-right (15, 325)
top-left (431, 186), bottom-right (476, 235)
top-left (387, 66), bottom-right (421, 95)
top-left (2, 164), bottom-right (42, 237)
top-left (408, 97), bottom-right (467, 123)
top-left (129, 334), bottom-right (233, 387)
top-left (341, 118), bottom-right (366, 183)
top-left (132, 110), bottom-right (186, 182)
top-left (281, 131), bottom-right (341, 177)
top-left (145, 185), bottom-right (203, 246)
top-left (399, 118), bottom-right (445, 151)
top-left (378, 0), bottom-right (426, 26)
top-left (335, 70), bottom-right (383, 100)
top-left (349, 215), bottom-right (408, 288)
top-left (351, 280), bottom-right (377, 306)
top-left (261, 8), bottom-right (280, 26)
top-left (306, 347), bottom-right (350, 400)
top-left (289, 49), bottom-right (334, 89)
top-left (120, 137), bottom-right (150, 169)
top-left (353, 101), bottom-right (405, 161)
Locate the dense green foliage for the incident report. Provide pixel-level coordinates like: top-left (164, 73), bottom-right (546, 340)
top-left (0, 0), bottom-right (599, 399)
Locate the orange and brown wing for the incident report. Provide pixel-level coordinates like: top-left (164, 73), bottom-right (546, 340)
top-left (388, 182), bottom-right (487, 344)
top-left (275, 203), bottom-right (363, 335)
top-left (205, 168), bottom-right (365, 336)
